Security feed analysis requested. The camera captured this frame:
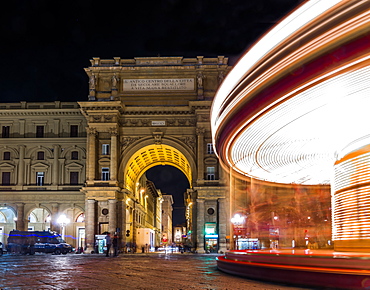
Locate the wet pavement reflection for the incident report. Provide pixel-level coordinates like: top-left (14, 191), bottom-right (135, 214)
top-left (0, 252), bottom-right (311, 289)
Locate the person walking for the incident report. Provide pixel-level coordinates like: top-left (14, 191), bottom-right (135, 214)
top-left (113, 234), bottom-right (119, 257)
top-left (105, 233), bottom-right (111, 257)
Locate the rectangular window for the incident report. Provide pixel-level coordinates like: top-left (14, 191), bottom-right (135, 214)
top-left (37, 151), bottom-right (44, 160)
top-left (3, 152), bottom-right (10, 160)
top-left (36, 126), bottom-right (44, 138)
top-left (2, 126), bottom-right (10, 138)
top-left (102, 144), bottom-right (110, 155)
top-left (2, 172), bottom-right (10, 185)
top-left (71, 151), bottom-right (79, 160)
top-left (36, 172), bottom-right (45, 186)
top-left (70, 125), bottom-right (78, 137)
top-left (101, 167), bottom-right (110, 181)
top-left (70, 172), bottom-right (79, 185)
top-left (207, 143), bottom-right (214, 154)
top-left (206, 167), bottom-right (215, 180)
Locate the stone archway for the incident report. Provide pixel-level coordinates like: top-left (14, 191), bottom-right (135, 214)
top-left (27, 207), bottom-right (51, 231)
top-left (121, 141), bottom-right (196, 193)
top-left (79, 56), bottom-right (231, 254)
top-left (118, 138), bottom-right (196, 250)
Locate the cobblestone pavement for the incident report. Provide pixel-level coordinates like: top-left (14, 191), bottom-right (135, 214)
top-left (0, 252), bottom-right (314, 290)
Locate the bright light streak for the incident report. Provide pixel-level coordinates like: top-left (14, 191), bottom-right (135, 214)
top-left (229, 64), bottom-right (370, 184)
top-left (211, 0), bottom-right (342, 141)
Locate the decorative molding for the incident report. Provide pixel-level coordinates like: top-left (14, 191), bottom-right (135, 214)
top-left (119, 118), bottom-right (196, 127)
top-left (153, 130), bottom-right (163, 145)
top-left (88, 127), bottom-right (97, 136)
top-left (120, 137), bottom-right (142, 151)
top-left (109, 127), bottom-right (118, 136)
top-left (196, 127), bottom-right (206, 135)
top-left (179, 136), bottom-right (196, 152)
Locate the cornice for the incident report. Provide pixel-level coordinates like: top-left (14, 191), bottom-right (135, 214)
top-left (0, 110), bottom-right (83, 117)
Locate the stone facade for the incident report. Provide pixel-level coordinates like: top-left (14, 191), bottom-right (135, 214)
top-left (0, 101), bottom-right (87, 247)
top-left (0, 56), bottom-right (232, 253)
top-left (79, 56), bottom-right (231, 253)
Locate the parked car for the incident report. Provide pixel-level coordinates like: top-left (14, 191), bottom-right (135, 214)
top-left (7, 230), bottom-right (73, 255)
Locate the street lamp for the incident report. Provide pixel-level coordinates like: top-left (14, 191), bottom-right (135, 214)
top-left (231, 214), bottom-right (245, 250)
top-left (57, 214), bottom-right (70, 240)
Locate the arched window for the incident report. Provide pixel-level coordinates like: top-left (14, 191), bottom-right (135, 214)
top-left (76, 213), bottom-right (85, 222)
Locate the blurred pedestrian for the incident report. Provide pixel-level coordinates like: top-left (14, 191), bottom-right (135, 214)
top-left (113, 234), bottom-right (119, 256)
top-left (105, 233), bottom-right (111, 257)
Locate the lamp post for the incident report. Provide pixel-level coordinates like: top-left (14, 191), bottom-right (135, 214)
top-left (57, 214), bottom-right (70, 241)
top-left (231, 214), bottom-right (245, 250)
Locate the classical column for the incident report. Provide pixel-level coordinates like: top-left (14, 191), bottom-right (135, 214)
top-left (108, 199), bottom-right (117, 234)
top-left (87, 128), bottom-right (97, 181)
top-left (16, 203), bottom-right (26, 231)
top-left (218, 198), bottom-right (227, 253)
top-left (120, 200), bottom-right (127, 244)
top-left (17, 145), bottom-right (25, 186)
top-left (196, 127), bottom-right (206, 181)
top-left (196, 199), bottom-right (205, 253)
top-left (85, 199), bottom-right (96, 253)
top-left (110, 128), bottom-right (118, 181)
top-left (50, 203), bottom-right (60, 232)
top-left (52, 144), bottom-right (59, 186)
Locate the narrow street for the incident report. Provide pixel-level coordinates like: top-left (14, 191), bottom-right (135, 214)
top-left (0, 252), bottom-right (312, 289)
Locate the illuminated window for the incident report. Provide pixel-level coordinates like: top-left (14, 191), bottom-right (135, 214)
top-left (2, 126), bottom-right (9, 138)
top-left (206, 167), bottom-right (215, 180)
top-left (102, 144), bottom-right (110, 155)
top-left (102, 167), bottom-right (110, 181)
top-left (76, 213), bottom-right (85, 222)
top-left (207, 143), bottom-right (214, 154)
top-left (3, 151), bottom-right (10, 160)
top-left (37, 151), bottom-right (44, 160)
top-left (36, 172), bottom-right (44, 186)
top-left (205, 223), bottom-right (217, 235)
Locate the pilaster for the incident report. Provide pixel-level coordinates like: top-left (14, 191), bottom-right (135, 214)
top-left (85, 199), bottom-right (96, 253)
top-left (196, 198), bottom-right (205, 253)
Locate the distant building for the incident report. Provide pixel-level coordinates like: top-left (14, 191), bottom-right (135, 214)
top-left (173, 225), bottom-right (186, 244)
top-left (161, 194), bottom-right (174, 246)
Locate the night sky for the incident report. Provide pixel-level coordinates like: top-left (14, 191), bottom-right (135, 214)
top-left (1, 0), bottom-right (303, 224)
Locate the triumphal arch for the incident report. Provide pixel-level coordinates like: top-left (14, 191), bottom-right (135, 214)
top-left (79, 56), bottom-right (231, 253)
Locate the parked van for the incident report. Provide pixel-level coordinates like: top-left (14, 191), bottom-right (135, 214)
top-left (7, 230), bottom-right (73, 255)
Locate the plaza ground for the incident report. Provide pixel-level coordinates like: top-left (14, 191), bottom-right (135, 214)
top-left (0, 252), bottom-right (315, 289)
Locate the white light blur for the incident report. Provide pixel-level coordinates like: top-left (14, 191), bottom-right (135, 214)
top-left (229, 64), bottom-right (370, 184)
top-left (231, 214), bottom-right (245, 225)
top-left (333, 150), bottom-right (370, 241)
top-left (211, 0), bottom-right (342, 142)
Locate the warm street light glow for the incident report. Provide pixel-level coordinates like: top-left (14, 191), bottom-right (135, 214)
top-left (57, 214), bottom-right (70, 240)
top-left (231, 214), bottom-right (245, 225)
